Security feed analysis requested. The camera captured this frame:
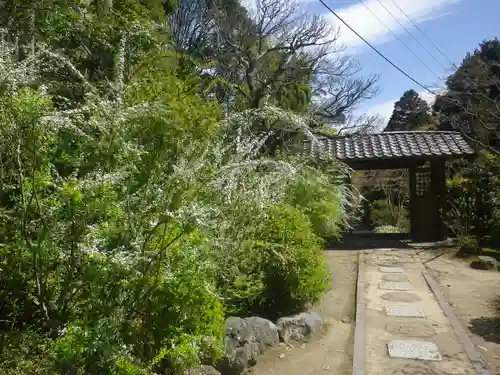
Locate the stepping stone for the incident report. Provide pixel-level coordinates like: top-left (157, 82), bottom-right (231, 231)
top-left (379, 282), bottom-right (412, 291)
top-left (381, 291), bottom-right (421, 302)
top-left (385, 322), bottom-right (436, 338)
top-left (397, 258), bottom-right (418, 263)
top-left (388, 340), bottom-right (442, 361)
top-left (381, 274), bottom-right (408, 282)
top-left (379, 266), bottom-right (404, 273)
top-left (385, 305), bottom-right (426, 318)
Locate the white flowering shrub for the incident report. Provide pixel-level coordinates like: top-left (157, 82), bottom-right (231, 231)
top-left (0, 43), bottom-right (224, 374)
top-left (285, 156), bottom-right (358, 239)
top-left (0, 25), bottom-right (355, 375)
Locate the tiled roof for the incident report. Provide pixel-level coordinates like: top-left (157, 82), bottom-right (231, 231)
top-left (304, 131), bottom-right (475, 161)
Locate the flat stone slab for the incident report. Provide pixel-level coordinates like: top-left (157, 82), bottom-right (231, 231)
top-left (379, 282), bottom-right (412, 291)
top-left (385, 322), bottom-right (436, 338)
top-left (381, 274), bottom-right (408, 282)
top-left (381, 291), bottom-right (421, 302)
top-left (395, 258), bottom-right (418, 263)
top-left (388, 340), bottom-right (442, 361)
top-left (385, 305), bottom-right (426, 318)
top-left (379, 266), bottom-right (404, 273)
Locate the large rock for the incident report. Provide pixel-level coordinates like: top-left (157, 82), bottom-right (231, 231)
top-left (456, 242), bottom-right (482, 258)
top-left (276, 312), bottom-right (323, 343)
top-left (216, 316), bottom-right (278, 375)
top-left (245, 316), bottom-right (279, 351)
top-left (186, 365), bottom-right (222, 375)
top-left (470, 255), bottom-right (498, 270)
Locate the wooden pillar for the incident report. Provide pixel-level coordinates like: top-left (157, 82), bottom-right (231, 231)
top-left (431, 159), bottom-right (446, 241)
top-left (408, 166), bottom-right (417, 240)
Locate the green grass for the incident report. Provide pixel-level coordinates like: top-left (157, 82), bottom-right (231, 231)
top-left (374, 225), bottom-right (403, 234)
top-left (483, 248), bottom-right (500, 261)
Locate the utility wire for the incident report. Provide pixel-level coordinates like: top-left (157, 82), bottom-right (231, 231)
top-left (388, 0), bottom-right (456, 68)
top-left (317, 0), bottom-right (437, 96)
top-left (388, 0), bottom-right (500, 102)
top-left (374, 0), bottom-right (449, 72)
top-left (357, 0), bottom-right (441, 81)
top-left (387, 0), bottom-right (494, 80)
top-left (389, 0), bottom-right (498, 88)
top-left (388, 0), bottom-right (500, 95)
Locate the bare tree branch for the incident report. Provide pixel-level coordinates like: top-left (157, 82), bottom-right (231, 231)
top-left (213, 0), bottom-right (346, 109)
top-left (310, 57), bottom-right (379, 124)
top-left (335, 114), bottom-right (383, 135)
top-left (173, 0), bottom-right (378, 118)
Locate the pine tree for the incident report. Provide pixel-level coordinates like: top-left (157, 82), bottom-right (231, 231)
top-left (385, 89), bottom-right (431, 131)
top-left (433, 39), bottom-right (500, 146)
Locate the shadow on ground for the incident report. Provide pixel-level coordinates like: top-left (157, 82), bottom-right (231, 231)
top-left (468, 296), bottom-right (500, 344)
top-left (326, 232), bottom-right (412, 250)
top-left (469, 317), bottom-right (500, 344)
top-left (326, 232), bottom-right (456, 251)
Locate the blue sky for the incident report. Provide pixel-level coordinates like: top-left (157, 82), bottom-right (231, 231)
top-left (309, 0), bottom-right (500, 126)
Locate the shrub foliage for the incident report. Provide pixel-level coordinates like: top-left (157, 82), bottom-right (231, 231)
top-left (0, 37), bottom-right (355, 375)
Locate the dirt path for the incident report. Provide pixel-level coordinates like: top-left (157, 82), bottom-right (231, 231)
top-left (362, 250), bottom-right (478, 375)
top-left (249, 251), bottom-right (359, 375)
top-left (421, 251), bottom-right (500, 374)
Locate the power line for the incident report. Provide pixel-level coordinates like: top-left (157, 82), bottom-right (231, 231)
top-left (388, 0), bottom-right (500, 92)
top-left (374, 0), bottom-right (449, 72)
top-left (388, 0), bottom-right (500, 97)
top-left (317, 0), bottom-right (437, 96)
top-left (357, 0), bottom-right (441, 81)
top-left (388, 0), bottom-right (456, 68)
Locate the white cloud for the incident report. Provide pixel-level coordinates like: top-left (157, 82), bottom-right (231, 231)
top-left (365, 98), bottom-right (396, 125)
top-left (239, 0), bottom-right (460, 53)
top-left (323, 0), bottom-right (460, 50)
top-left (419, 90), bottom-right (439, 106)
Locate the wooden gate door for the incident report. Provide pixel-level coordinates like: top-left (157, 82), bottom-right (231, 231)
top-left (409, 167), bottom-right (439, 241)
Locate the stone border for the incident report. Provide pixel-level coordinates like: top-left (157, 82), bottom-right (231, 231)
top-left (422, 272), bottom-right (491, 375)
top-left (352, 252), bottom-right (366, 375)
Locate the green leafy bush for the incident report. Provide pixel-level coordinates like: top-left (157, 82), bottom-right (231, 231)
top-left (253, 204), bottom-right (330, 318)
top-left (0, 331), bottom-right (54, 375)
top-left (371, 199), bottom-right (409, 231)
top-left (445, 153), bottom-right (500, 247)
top-left (0, 4), bottom-right (354, 373)
top-left (0, 50), bottom-right (225, 374)
top-left (215, 204), bottom-right (330, 320)
top-left (454, 236), bottom-right (482, 258)
top-left (0, 53), bottom-right (345, 374)
top-left (287, 168), bottom-right (343, 238)
top-left (286, 157), bottom-right (357, 239)
top-left (50, 228), bottom-right (225, 375)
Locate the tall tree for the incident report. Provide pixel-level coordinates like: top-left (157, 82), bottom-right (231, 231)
top-left (433, 39), bottom-right (500, 149)
top-left (211, 0), bottom-right (332, 111)
top-left (310, 56), bottom-right (378, 124)
top-left (385, 89), bottom-right (431, 131)
top-left (171, 0), bottom-right (378, 118)
top-left (171, 0), bottom-right (254, 60)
